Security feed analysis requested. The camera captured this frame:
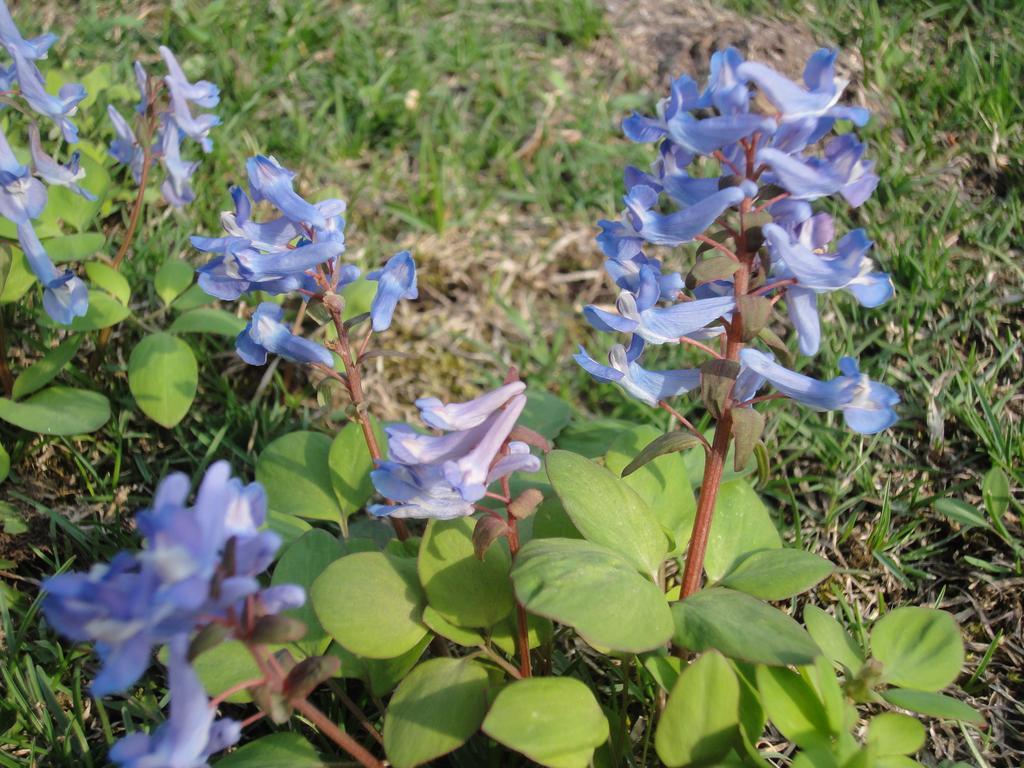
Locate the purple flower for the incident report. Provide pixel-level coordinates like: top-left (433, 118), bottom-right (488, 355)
top-left (159, 46), bottom-right (220, 109)
top-left (367, 250), bottom-right (417, 332)
top-left (370, 386), bottom-right (539, 519)
top-left (107, 105), bottom-right (146, 182)
top-left (133, 60), bottom-right (148, 113)
top-left (109, 637), bottom-right (240, 768)
top-left (11, 48), bottom-right (85, 143)
top-left (247, 155), bottom-right (325, 227)
top-left (585, 265), bottom-right (734, 345)
top-left (235, 302), bottom-right (334, 367)
top-left (156, 119), bottom-right (199, 208)
top-left (0, 1), bottom-right (57, 61)
top-left (758, 134), bottom-right (878, 207)
top-left (18, 220), bottom-right (88, 324)
top-left (740, 349), bottom-right (899, 434)
top-left (574, 341), bottom-right (700, 407)
top-left (28, 123), bottom-right (97, 201)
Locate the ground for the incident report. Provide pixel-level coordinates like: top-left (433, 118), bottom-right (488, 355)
top-left (1, 0), bottom-right (1022, 765)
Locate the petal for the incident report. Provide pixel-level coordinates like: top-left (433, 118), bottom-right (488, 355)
top-left (739, 348), bottom-right (852, 410)
top-left (785, 285), bottom-right (821, 357)
top-left (416, 381), bottom-right (526, 431)
top-left (573, 345), bottom-right (625, 384)
top-left (638, 295), bottom-right (735, 345)
top-left (845, 272), bottom-right (893, 307)
top-left (583, 304), bottom-right (638, 334)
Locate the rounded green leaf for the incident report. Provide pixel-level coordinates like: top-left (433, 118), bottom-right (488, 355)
top-left (482, 677), bottom-right (609, 768)
top-left (511, 538), bottom-right (673, 653)
top-left (418, 516), bottom-right (515, 628)
top-left (671, 587), bottom-right (820, 666)
top-left (879, 688), bottom-right (983, 725)
top-left (172, 283), bottom-right (214, 311)
top-left (311, 551), bottom-right (427, 659)
top-left (867, 713), bottom-right (925, 756)
top-left (719, 549), bottom-right (833, 600)
top-left (44, 232), bottom-right (106, 262)
top-left (803, 606), bottom-right (865, 673)
top-left (655, 651), bottom-right (740, 767)
top-left (384, 658), bottom-right (490, 768)
top-left (519, 389), bottom-right (575, 440)
top-left (272, 529), bottom-right (344, 656)
top-left (605, 424), bottom-right (696, 556)
top-left (256, 431), bottom-right (342, 522)
top-left (190, 640), bottom-right (262, 703)
top-left (214, 733), bottom-right (323, 768)
top-left (12, 335), bottom-right (82, 400)
top-left (128, 332), bottom-right (198, 428)
top-left (84, 262), bottom-right (130, 305)
top-left (545, 450), bottom-right (667, 577)
top-left (0, 246), bottom-right (34, 303)
top-left (756, 665), bottom-right (832, 748)
top-left (555, 417), bottom-right (632, 458)
top-left (871, 607), bottom-right (963, 691)
top-left (67, 290), bottom-right (131, 331)
top-left (0, 443), bottom-right (8, 484)
top-left (704, 480), bottom-right (780, 581)
top-left (327, 418), bottom-right (384, 525)
top-left (0, 386), bottom-right (110, 435)
top-left (168, 308), bottom-right (246, 337)
top-left (154, 259), bottom-right (195, 306)
top-left (422, 606), bottom-right (485, 647)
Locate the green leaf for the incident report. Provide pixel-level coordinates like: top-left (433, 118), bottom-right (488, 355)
top-left (191, 640), bottom-right (262, 703)
top-left (605, 425), bottom-right (697, 556)
top-left (756, 665), bottom-right (832, 748)
top-left (655, 651), bottom-right (740, 767)
top-left (672, 587), bottom-right (820, 666)
top-left (84, 262), bottom-right (130, 305)
top-left (617, 430), bottom-right (702, 478)
top-left (482, 677), bottom-right (609, 768)
top-left (272, 530), bottom-right (344, 656)
top-left (418, 516), bottom-right (515, 628)
top-left (172, 283), bottom-right (215, 311)
top-left (168, 307), bottom-right (246, 337)
top-left (214, 733), bottom-right (323, 768)
top-left (879, 688), bottom-right (983, 725)
top-left (511, 538), bottom-right (673, 653)
top-left (982, 466), bottom-right (1010, 520)
top-left (932, 499), bottom-right (990, 531)
top-left (718, 549), bottom-right (833, 600)
top-left (491, 611), bottom-right (553, 656)
top-left (329, 635), bottom-right (432, 696)
top-left (265, 509), bottom-right (312, 546)
top-left (0, 246), bottom-right (34, 303)
top-left (155, 259), bottom-right (195, 305)
top-left (555, 417), bottom-right (633, 458)
top-left (43, 233), bottom-right (106, 263)
top-left (532, 497), bottom-right (582, 540)
top-left (327, 419), bottom-right (383, 526)
top-left (383, 658), bottom-right (490, 768)
top-left (867, 713), bottom-right (925, 756)
top-left (0, 443), bottom-right (8, 484)
top-left (312, 551), bottom-right (428, 659)
top-left (519, 389), bottom-right (575, 440)
top-left (803, 606), bottom-right (864, 673)
top-left (12, 336), bottom-right (82, 400)
top-left (422, 606), bottom-right (485, 647)
top-left (871, 607), bottom-right (963, 691)
top-left (0, 386), bottom-right (109, 435)
top-left (704, 480), bottom-right (780, 581)
top-left (256, 431), bottom-right (342, 522)
top-left (43, 154), bottom-right (108, 231)
top-left (66, 290), bottom-right (131, 331)
top-left (128, 333), bottom-right (198, 428)
top-left (545, 450), bottom-right (667, 578)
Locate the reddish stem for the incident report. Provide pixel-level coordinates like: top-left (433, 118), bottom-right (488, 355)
top-left (677, 334), bottom-right (724, 360)
top-left (292, 698), bottom-right (384, 768)
top-left (658, 400), bottom-right (710, 452)
top-left (503, 472), bottom-right (532, 678)
top-left (695, 234), bottom-right (739, 262)
top-left (0, 309), bottom-right (14, 397)
top-left (209, 677), bottom-right (266, 708)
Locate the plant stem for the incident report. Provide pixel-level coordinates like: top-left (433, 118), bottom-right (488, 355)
top-left (326, 303), bottom-right (409, 541)
top-left (292, 697), bottom-right (385, 768)
top-left (503, 473), bottom-right (532, 678)
top-left (0, 307), bottom-right (14, 396)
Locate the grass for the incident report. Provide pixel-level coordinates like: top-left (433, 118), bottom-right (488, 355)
top-left (2, 0), bottom-right (1022, 765)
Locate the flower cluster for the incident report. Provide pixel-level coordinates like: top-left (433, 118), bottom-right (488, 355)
top-left (192, 155), bottom-right (417, 367)
top-left (370, 382), bottom-right (541, 519)
top-left (108, 45), bottom-right (220, 207)
top-left (0, 1), bottom-right (94, 324)
top-left (42, 462), bottom-right (301, 765)
top-left (579, 47), bottom-right (898, 433)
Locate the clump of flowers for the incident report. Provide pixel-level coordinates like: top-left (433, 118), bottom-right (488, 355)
top-left (0, 0), bottom-right (93, 324)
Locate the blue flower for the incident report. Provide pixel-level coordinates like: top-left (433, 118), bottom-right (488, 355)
top-left (107, 105), bottom-right (146, 182)
top-left (370, 386), bottom-right (539, 519)
top-left (0, 1), bottom-right (57, 61)
top-left (18, 220), bottom-right (88, 324)
top-left (165, 85), bottom-right (220, 153)
top-left (133, 61), bottom-right (148, 113)
top-left (156, 118), bottom-right (199, 208)
top-left (758, 134), bottom-right (879, 207)
top-left (247, 155), bottom-right (325, 227)
top-left (574, 341), bottom-right (700, 407)
top-left (740, 349), bottom-right (899, 434)
top-left (28, 123), bottom-right (97, 201)
top-left (585, 265), bottom-right (734, 345)
top-left (109, 637), bottom-right (240, 768)
top-left (367, 250), bottom-right (418, 332)
top-left (235, 302), bottom-right (334, 367)
top-left (11, 48), bottom-right (85, 143)
top-left (159, 46), bottom-right (220, 109)
top-left (603, 251), bottom-right (683, 301)
top-left (738, 49), bottom-right (869, 126)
